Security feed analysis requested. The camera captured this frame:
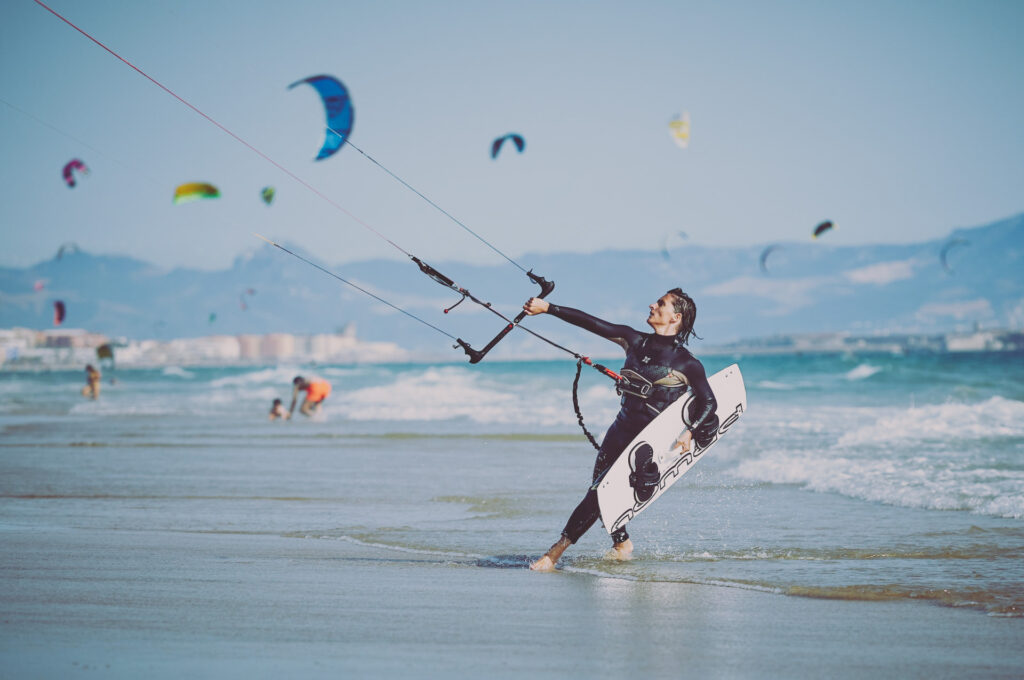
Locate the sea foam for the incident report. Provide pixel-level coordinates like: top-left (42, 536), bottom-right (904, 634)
top-left (337, 366), bottom-right (618, 427)
top-left (732, 439), bottom-right (1024, 520)
top-left (837, 396), bottom-right (1024, 446)
top-left (845, 363), bottom-right (882, 380)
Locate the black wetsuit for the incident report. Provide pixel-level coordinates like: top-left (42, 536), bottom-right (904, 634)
top-left (547, 304), bottom-right (718, 545)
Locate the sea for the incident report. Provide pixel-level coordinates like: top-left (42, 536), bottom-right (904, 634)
top-left (2, 350), bottom-right (1022, 628)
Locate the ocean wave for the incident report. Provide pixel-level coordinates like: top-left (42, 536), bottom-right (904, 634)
top-left (432, 494), bottom-right (534, 519)
top-left (298, 531), bottom-right (487, 562)
top-left (754, 380), bottom-right (796, 390)
top-left (837, 395), bottom-right (1024, 446)
top-left (291, 531), bottom-right (1024, 616)
top-left (782, 583), bottom-right (1022, 616)
top-left (26, 362), bottom-right (626, 425)
top-left (207, 366), bottom-right (302, 389)
top-left (731, 452), bottom-right (1024, 519)
top-left (315, 365), bottom-right (374, 380)
top-left (656, 544), bottom-right (1023, 562)
top-left (336, 366), bottom-right (619, 427)
top-left (845, 363), bottom-right (882, 380)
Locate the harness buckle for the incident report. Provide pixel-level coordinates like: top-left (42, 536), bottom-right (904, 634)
top-left (616, 369), bottom-right (653, 399)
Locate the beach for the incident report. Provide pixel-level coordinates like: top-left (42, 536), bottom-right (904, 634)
top-left (3, 524), bottom-right (1022, 679)
top-left (1, 355), bottom-right (1023, 677)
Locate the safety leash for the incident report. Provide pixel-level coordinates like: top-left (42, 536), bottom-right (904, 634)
top-left (572, 360), bottom-right (602, 451)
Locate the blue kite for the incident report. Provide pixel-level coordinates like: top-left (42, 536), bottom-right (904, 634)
top-left (289, 75), bottom-right (354, 160)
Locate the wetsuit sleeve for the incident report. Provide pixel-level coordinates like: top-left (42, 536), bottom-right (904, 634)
top-left (547, 304), bottom-right (643, 350)
top-left (681, 357), bottom-right (717, 431)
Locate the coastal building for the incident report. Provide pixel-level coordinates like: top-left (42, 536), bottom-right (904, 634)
top-left (3, 325), bottom-right (1020, 369)
top-left (0, 327), bottom-right (406, 368)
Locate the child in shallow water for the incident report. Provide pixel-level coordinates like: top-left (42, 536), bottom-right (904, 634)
top-left (268, 398), bottom-right (290, 421)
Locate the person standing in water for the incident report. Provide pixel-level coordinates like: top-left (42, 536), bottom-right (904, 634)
top-left (289, 375), bottom-right (332, 418)
top-left (81, 364), bottom-right (101, 400)
top-left (522, 288), bottom-right (718, 572)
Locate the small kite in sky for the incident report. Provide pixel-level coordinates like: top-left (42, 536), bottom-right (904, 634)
top-left (668, 113), bottom-right (690, 149)
top-left (660, 230), bottom-right (689, 261)
top-left (62, 159), bottom-right (89, 188)
top-left (239, 288), bottom-right (256, 311)
top-left (261, 187), bottom-right (275, 205)
top-left (759, 245), bottom-right (782, 274)
top-left (53, 300), bottom-right (66, 326)
top-left (491, 133), bottom-right (525, 159)
top-left (289, 75), bottom-right (354, 160)
top-left (96, 343), bottom-right (116, 370)
top-left (940, 238), bottom-right (970, 273)
top-left (813, 221), bottom-right (835, 239)
top-left (55, 242), bottom-right (80, 260)
top-left (174, 183), bottom-right (220, 205)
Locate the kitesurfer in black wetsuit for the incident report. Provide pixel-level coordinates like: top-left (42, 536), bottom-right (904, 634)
top-left (524, 288), bottom-right (718, 572)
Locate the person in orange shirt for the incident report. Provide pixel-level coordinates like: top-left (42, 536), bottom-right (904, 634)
top-left (289, 375), bottom-right (331, 418)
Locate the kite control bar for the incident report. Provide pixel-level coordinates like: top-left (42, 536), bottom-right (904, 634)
top-left (410, 256), bottom-right (554, 363)
top-left (457, 270), bottom-right (555, 364)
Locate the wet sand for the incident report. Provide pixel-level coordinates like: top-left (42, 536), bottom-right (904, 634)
top-left (2, 525), bottom-right (1022, 679)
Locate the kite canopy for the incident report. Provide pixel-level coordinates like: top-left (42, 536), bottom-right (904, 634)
top-left (491, 134), bottom-right (525, 159)
top-left (53, 300), bottom-right (66, 326)
top-left (55, 242), bottom-right (80, 260)
top-left (289, 75), bottom-right (354, 160)
top-left (668, 113), bottom-right (690, 149)
top-left (759, 245), bottom-right (782, 274)
top-left (173, 183), bottom-right (220, 205)
top-left (660, 230), bottom-right (689, 261)
top-left (96, 343), bottom-right (115, 370)
top-left (239, 288), bottom-right (256, 311)
top-left (261, 187), bottom-right (276, 205)
top-left (940, 238), bottom-right (970, 273)
top-left (813, 221), bottom-right (834, 239)
top-left (62, 159), bottom-right (89, 187)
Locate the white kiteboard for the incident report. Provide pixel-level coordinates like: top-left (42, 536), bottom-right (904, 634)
top-left (596, 363), bottom-right (746, 534)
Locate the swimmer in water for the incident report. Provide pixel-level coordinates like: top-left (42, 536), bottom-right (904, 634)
top-left (269, 398), bottom-right (290, 421)
top-left (81, 364), bottom-right (101, 400)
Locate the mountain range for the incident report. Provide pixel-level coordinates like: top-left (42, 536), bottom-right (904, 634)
top-left (1, 214), bottom-right (1021, 359)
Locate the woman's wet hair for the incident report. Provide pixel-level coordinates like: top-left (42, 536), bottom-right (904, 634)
top-left (666, 288), bottom-right (700, 346)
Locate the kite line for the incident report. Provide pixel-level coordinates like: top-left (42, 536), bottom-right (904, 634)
top-left (32, 0), bottom-right (635, 384)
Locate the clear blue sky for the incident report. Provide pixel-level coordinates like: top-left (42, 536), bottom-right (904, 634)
top-left (2, 0), bottom-right (1022, 271)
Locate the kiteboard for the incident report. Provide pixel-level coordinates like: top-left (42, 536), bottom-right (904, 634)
top-left (596, 363), bottom-right (746, 534)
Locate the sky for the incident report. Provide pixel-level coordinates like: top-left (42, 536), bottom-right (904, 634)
top-left (1, 0), bottom-right (1023, 272)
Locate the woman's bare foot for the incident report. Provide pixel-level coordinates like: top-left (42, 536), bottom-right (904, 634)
top-left (529, 536), bottom-right (572, 572)
top-left (604, 538), bottom-right (634, 561)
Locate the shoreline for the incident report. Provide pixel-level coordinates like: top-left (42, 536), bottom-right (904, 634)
top-left (2, 525), bottom-right (1022, 678)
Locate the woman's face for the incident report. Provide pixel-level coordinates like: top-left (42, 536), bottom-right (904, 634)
top-left (647, 294), bottom-right (681, 333)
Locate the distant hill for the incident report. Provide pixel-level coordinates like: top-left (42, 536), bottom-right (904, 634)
top-left (1, 214), bottom-right (1021, 359)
